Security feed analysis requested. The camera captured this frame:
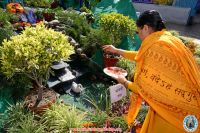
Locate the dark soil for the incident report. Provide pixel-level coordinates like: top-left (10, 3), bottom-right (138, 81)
top-left (25, 88), bottom-right (57, 113)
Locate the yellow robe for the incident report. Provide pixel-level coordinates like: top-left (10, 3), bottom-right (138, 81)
top-left (124, 30), bottom-right (200, 133)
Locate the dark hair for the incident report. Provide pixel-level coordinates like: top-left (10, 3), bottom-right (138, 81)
top-left (136, 10), bottom-right (166, 31)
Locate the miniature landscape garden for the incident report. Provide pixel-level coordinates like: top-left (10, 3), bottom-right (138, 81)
top-left (0, 0), bottom-right (199, 132)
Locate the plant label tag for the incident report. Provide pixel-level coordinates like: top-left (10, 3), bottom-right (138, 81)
top-left (109, 84), bottom-right (127, 103)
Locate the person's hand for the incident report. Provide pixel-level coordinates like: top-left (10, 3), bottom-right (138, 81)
top-left (102, 45), bottom-right (118, 54)
top-left (114, 75), bottom-right (128, 87)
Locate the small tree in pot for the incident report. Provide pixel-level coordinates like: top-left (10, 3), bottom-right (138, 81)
top-left (98, 12), bottom-right (137, 67)
top-left (99, 12), bottom-right (136, 46)
top-left (0, 25), bottom-right (74, 112)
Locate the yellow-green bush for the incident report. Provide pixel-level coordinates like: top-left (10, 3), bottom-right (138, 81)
top-left (99, 12), bottom-right (136, 46)
top-left (0, 25), bottom-right (74, 87)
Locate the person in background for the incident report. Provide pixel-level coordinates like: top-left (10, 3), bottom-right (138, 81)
top-left (103, 10), bottom-right (200, 133)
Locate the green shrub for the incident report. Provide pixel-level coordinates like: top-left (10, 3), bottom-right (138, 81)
top-left (87, 112), bottom-right (128, 131)
top-left (0, 25), bottom-right (74, 88)
top-left (41, 103), bottom-right (86, 132)
top-left (136, 105), bottom-right (149, 124)
top-left (169, 30), bottom-right (198, 54)
top-left (83, 83), bottom-right (111, 113)
top-left (99, 12), bottom-right (136, 46)
top-left (80, 6), bottom-right (91, 13)
top-left (7, 113), bottom-right (45, 133)
top-left (4, 102), bottom-right (26, 128)
top-left (56, 10), bottom-right (91, 44)
top-left (0, 10), bottom-right (19, 26)
top-left (4, 102), bottom-right (45, 133)
top-left (0, 26), bottom-right (14, 45)
top-left (87, 111), bottom-right (107, 128)
top-left (110, 116), bottom-right (128, 132)
top-left (80, 28), bottom-right (111, 57)
top-left (0, 10), bottom-right (16, 45)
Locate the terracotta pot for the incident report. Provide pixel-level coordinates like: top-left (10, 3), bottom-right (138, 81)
top-left (103, 53), bottom-right (119, 68)
top-left (42, 13), bottom-right (55, 22)
top-left (25, 88), bottom-right (57, 114)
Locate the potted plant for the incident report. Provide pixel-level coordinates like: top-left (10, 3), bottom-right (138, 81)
top-left (42, 8), bottom-right (55, 22)
top-left (0, 25), bottom-right (74, 113)
top-left (98, 12), bottom-right (136, 67)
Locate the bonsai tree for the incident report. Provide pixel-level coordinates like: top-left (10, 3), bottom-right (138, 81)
top-left (0, 25), bottom-right (74, 106)
top-left (98, 12), bottom-right (136, 46)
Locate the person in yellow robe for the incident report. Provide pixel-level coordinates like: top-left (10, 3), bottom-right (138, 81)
top-left (103, 10), bottom-right (200, 133)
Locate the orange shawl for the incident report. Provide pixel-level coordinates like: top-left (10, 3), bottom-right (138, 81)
top-left (125, 30), bottom-right (200, 132)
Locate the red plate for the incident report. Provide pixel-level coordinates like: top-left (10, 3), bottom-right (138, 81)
top-left (103, 67), bottom-right (127, 78)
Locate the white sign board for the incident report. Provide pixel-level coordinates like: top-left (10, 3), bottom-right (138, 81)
top-left (109, 84), bottom-right (127, 103)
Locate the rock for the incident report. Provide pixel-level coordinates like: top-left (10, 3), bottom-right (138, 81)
top-left (70, 39), bottom-right (76, 46)
top-left (68, 36), bottom-right (73, 41)
top-left (49, 20), bottom-right (60, 25)
top-left (80, 12), bottom-right (87, 16)
top-left (76, 48), bottom-right (83, 54)
top-left (44, 21), bottom-right (49, 25)
top-left (74, 43), bottom-right (80, 47)
top-left (55, 26), bottom-right (65, 30)
top-left (32, 24), bottom-right (37, 27)
top-left (61, 31), bottom-right (66, 34)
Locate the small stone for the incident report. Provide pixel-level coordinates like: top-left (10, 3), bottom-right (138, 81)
top-left (74, 43), bottom-right (80, 47)
top-left (49, 20), bottom-right (60, 25)
top-left (76, 48), bottom-right (82, 54)
top-left (70, 39), bottom-right (76, 46)
top-left (60, 99), bottom-right (64, 103)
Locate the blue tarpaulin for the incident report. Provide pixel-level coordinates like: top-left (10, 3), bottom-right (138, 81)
top-left (173, 0), bottom-right (198, 17)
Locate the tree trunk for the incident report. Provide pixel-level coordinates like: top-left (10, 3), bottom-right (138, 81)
top-left (32, 80), bottom-right (43, 108)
